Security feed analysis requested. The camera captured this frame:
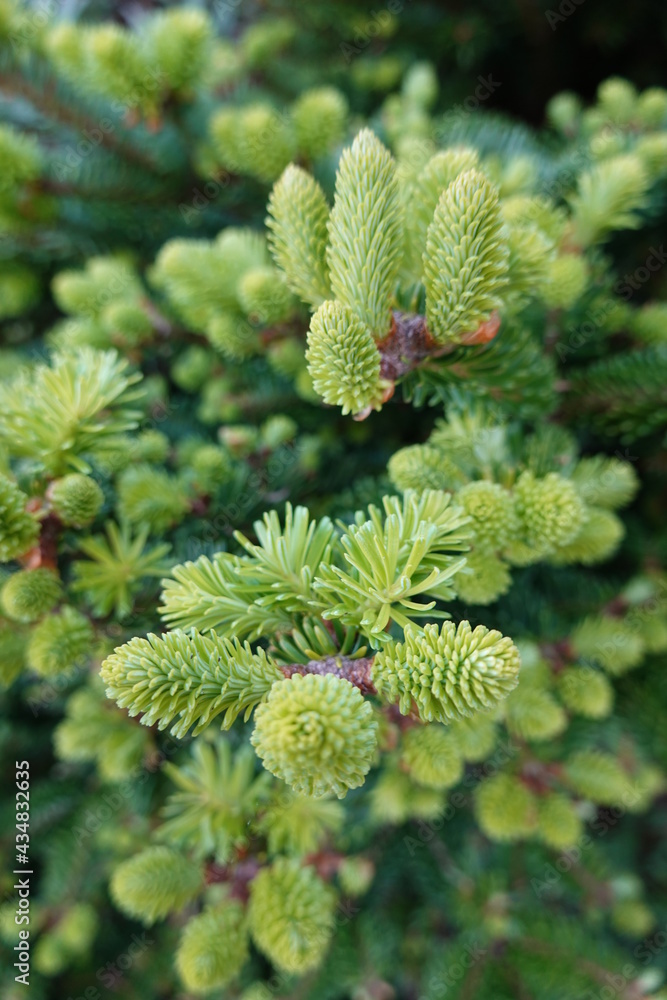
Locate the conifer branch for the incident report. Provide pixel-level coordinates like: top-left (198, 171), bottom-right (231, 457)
top-left (0, 69), bottom-right (162, 175)
top-left (279, 655), bottom-right (376, 695)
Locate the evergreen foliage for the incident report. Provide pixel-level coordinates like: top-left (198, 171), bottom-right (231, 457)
top-left (0, 8), bottom-right (665, 996)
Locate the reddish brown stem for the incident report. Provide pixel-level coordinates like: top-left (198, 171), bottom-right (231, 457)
top-left (375, 309), bottom-right (502, 384)
top-left (204, 858), bottom-right (261, 902)
top-left (21, 507), bottom-right (60, 571)
top-left (279, 655), bottom-right (377, 695)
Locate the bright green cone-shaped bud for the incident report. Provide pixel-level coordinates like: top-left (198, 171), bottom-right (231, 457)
top-left (597, 77), bottom-right (638, 124)
top-left (504, 687), bottom-right (567, 742)
top-left (117, 465), bottom-right (190, 533)
top-left (87, 25), bottom-right (157, 111)
top-left (611, 900), bottom-right (655, 938)
top-left (570, 616), bottom-right (644, 676)
top-left (50, 473), bottom-right (104, 527)
top-left (626, 765), bottom-right (665, 813)
top-left (570, 456), bottom-right (639, 509)
top-left (327, 129), bottom-right (403, 336)
top-left (170, 346), bottom-right (212, 392)
top-left (557, 666), bottom-right (613, 719)
top-left (101, 300), bottom-right (153, 345)
top-left (251, 673), bottom-right (378, 798)
top-left (241, 17), bottom-right (295, 68)
top-left (387, 444), bottom-right (465, 493)
top-left (638, 133), bottom-right (667, 180)
top-left (373, 620), bottom-right (520, 723)
top-left (569, 154), bottom-right (648, 247)
top-left (547, 91), bottom-right (582, 133)
top-left (147, 8), bottom-right (212, 96)
top-left (457, 481), bottom-right (516, 552)
top-left (152, 233), bottom-right (263, 328)
top-left (475, 773), bottom-right (538, 842)
top-left (423, 169), bottom-right (508, 343)
top-left (542, 253), bottom-right (588, 308)
top-left (101, 630), bottom-right (282, 738)
top-left (503, 538), bottom-right (545, 567)
top-left (400, 724), bottom-right (463, 789)
top-left (454, 550), bottom-right (511, 606)
top-left (0, 474), bottom-right (39, 561)
top-left (267, 337), bottom-right (308, 378)
top-left (267, 165), bottom-right (331, 308)
top-left (637, 87), bottom-right (667, 127)
top-left (133, 430), bottom-right (170, 464)
top-left (1, 569), bottom-right (61, 623)
top-left (0, 123), bottom-right (42, 190)
top-left (206, 312), bottom-right (258, 360)
top-left (564, 750), bottom-right (631, 804)
top-left (630, 302), bottom-right (667, 344)
top-left (176, 903), bottom-right (248, 994)
top-left (292, 87), bottom-right (348, 160)
top-left (238, 266), bottom-right (293, 325)
top-left (260, 414), bottom-right (298, 449)
top-left (337, 856), bottom-right (375, 897)
top-left (550, 507), bottom-right (624, 565)
top-left (189, 444), bottom-right (233, 493)
top-left (410, 147), bottom-right (480, 254)
top-left (239, 104), bottom-right (296, 183)
top-left (513, 471), bottom-right (585, 553)
top-left (504, 222), bottom-right (554, 300)
top-left (370, 765), bottom-right (444, 825)
top-left (537, 793), bottom-right (583, 849)
top-left (306, 300), bottom-right (388, 416)
top-left (0, 264), bottom-right (39, 319)
top-left (259, 791), bottom-right (344, 857)
top-left (45, 22), bottom-right (88, 77)
top-left (448, 714), bottom-right (498, 762)
top-left (402, 61), bottom-right (438, 107)
top-left (26, 606), bottom-right (93, 677)
top-left (110, 847), bottom-right (202, 925)
top-left (248, 859), bottom-right (336, 973)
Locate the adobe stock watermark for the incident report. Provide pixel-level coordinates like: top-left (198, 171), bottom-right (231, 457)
top-left (420, 940), bottom-right (488, 998)
top-left (545, 0), bottom-right (586, 32)
top-left (65, 932), bottom-right (153, 1000)
top-left (403, 736), bottom-right (519, 857)
top-left (8, 0), bottom-right (61, 50)
top-left (615, 246), bottom-right (667, 300)
top-left (190, 440), bottom-right (301, 554)
top-left (394, 76), bottom-right (502, 185)
top-left (555, 245), bottom-right (667, 362)
top-left (436, 76), bottom-right (502, 131)
top-left (531, 776), bottom-right (653, 899)
top-left (71, 738), bottom-right (181, 846)
top-left (578, 926), bottom-right (667, 1000)
top-left (339, 0), bottom-right (410, 64)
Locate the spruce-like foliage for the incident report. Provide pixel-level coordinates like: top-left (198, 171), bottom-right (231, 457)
top-left (1, 568), bottom-right (62, 622)
top-left (248, 859), bottom-right (336, 973)
top-left (251, 673), bottom-right (378, 798)
top-left (1, 19), bottom-right (666, 997)
top-left (0, 349), bottom-right (143, 475)
top-left (373, 620), bottom-right (521, 722)
top-left (423, 169), bottom-right (509, 342)
top-left (100, 630), bottom-right (283, 737)
top-left (306, 300), bottom-right (388, 416)
top-left (0, 473), bottom-right (39, 561)
top-left (326, 128), bottom-right (403, 336)
top-left (267, 166), bottom-right (332, 307)
top-left (176, 904), bottom-right (249, 994)
top-left (110, 847), bottom-right (202, 925)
